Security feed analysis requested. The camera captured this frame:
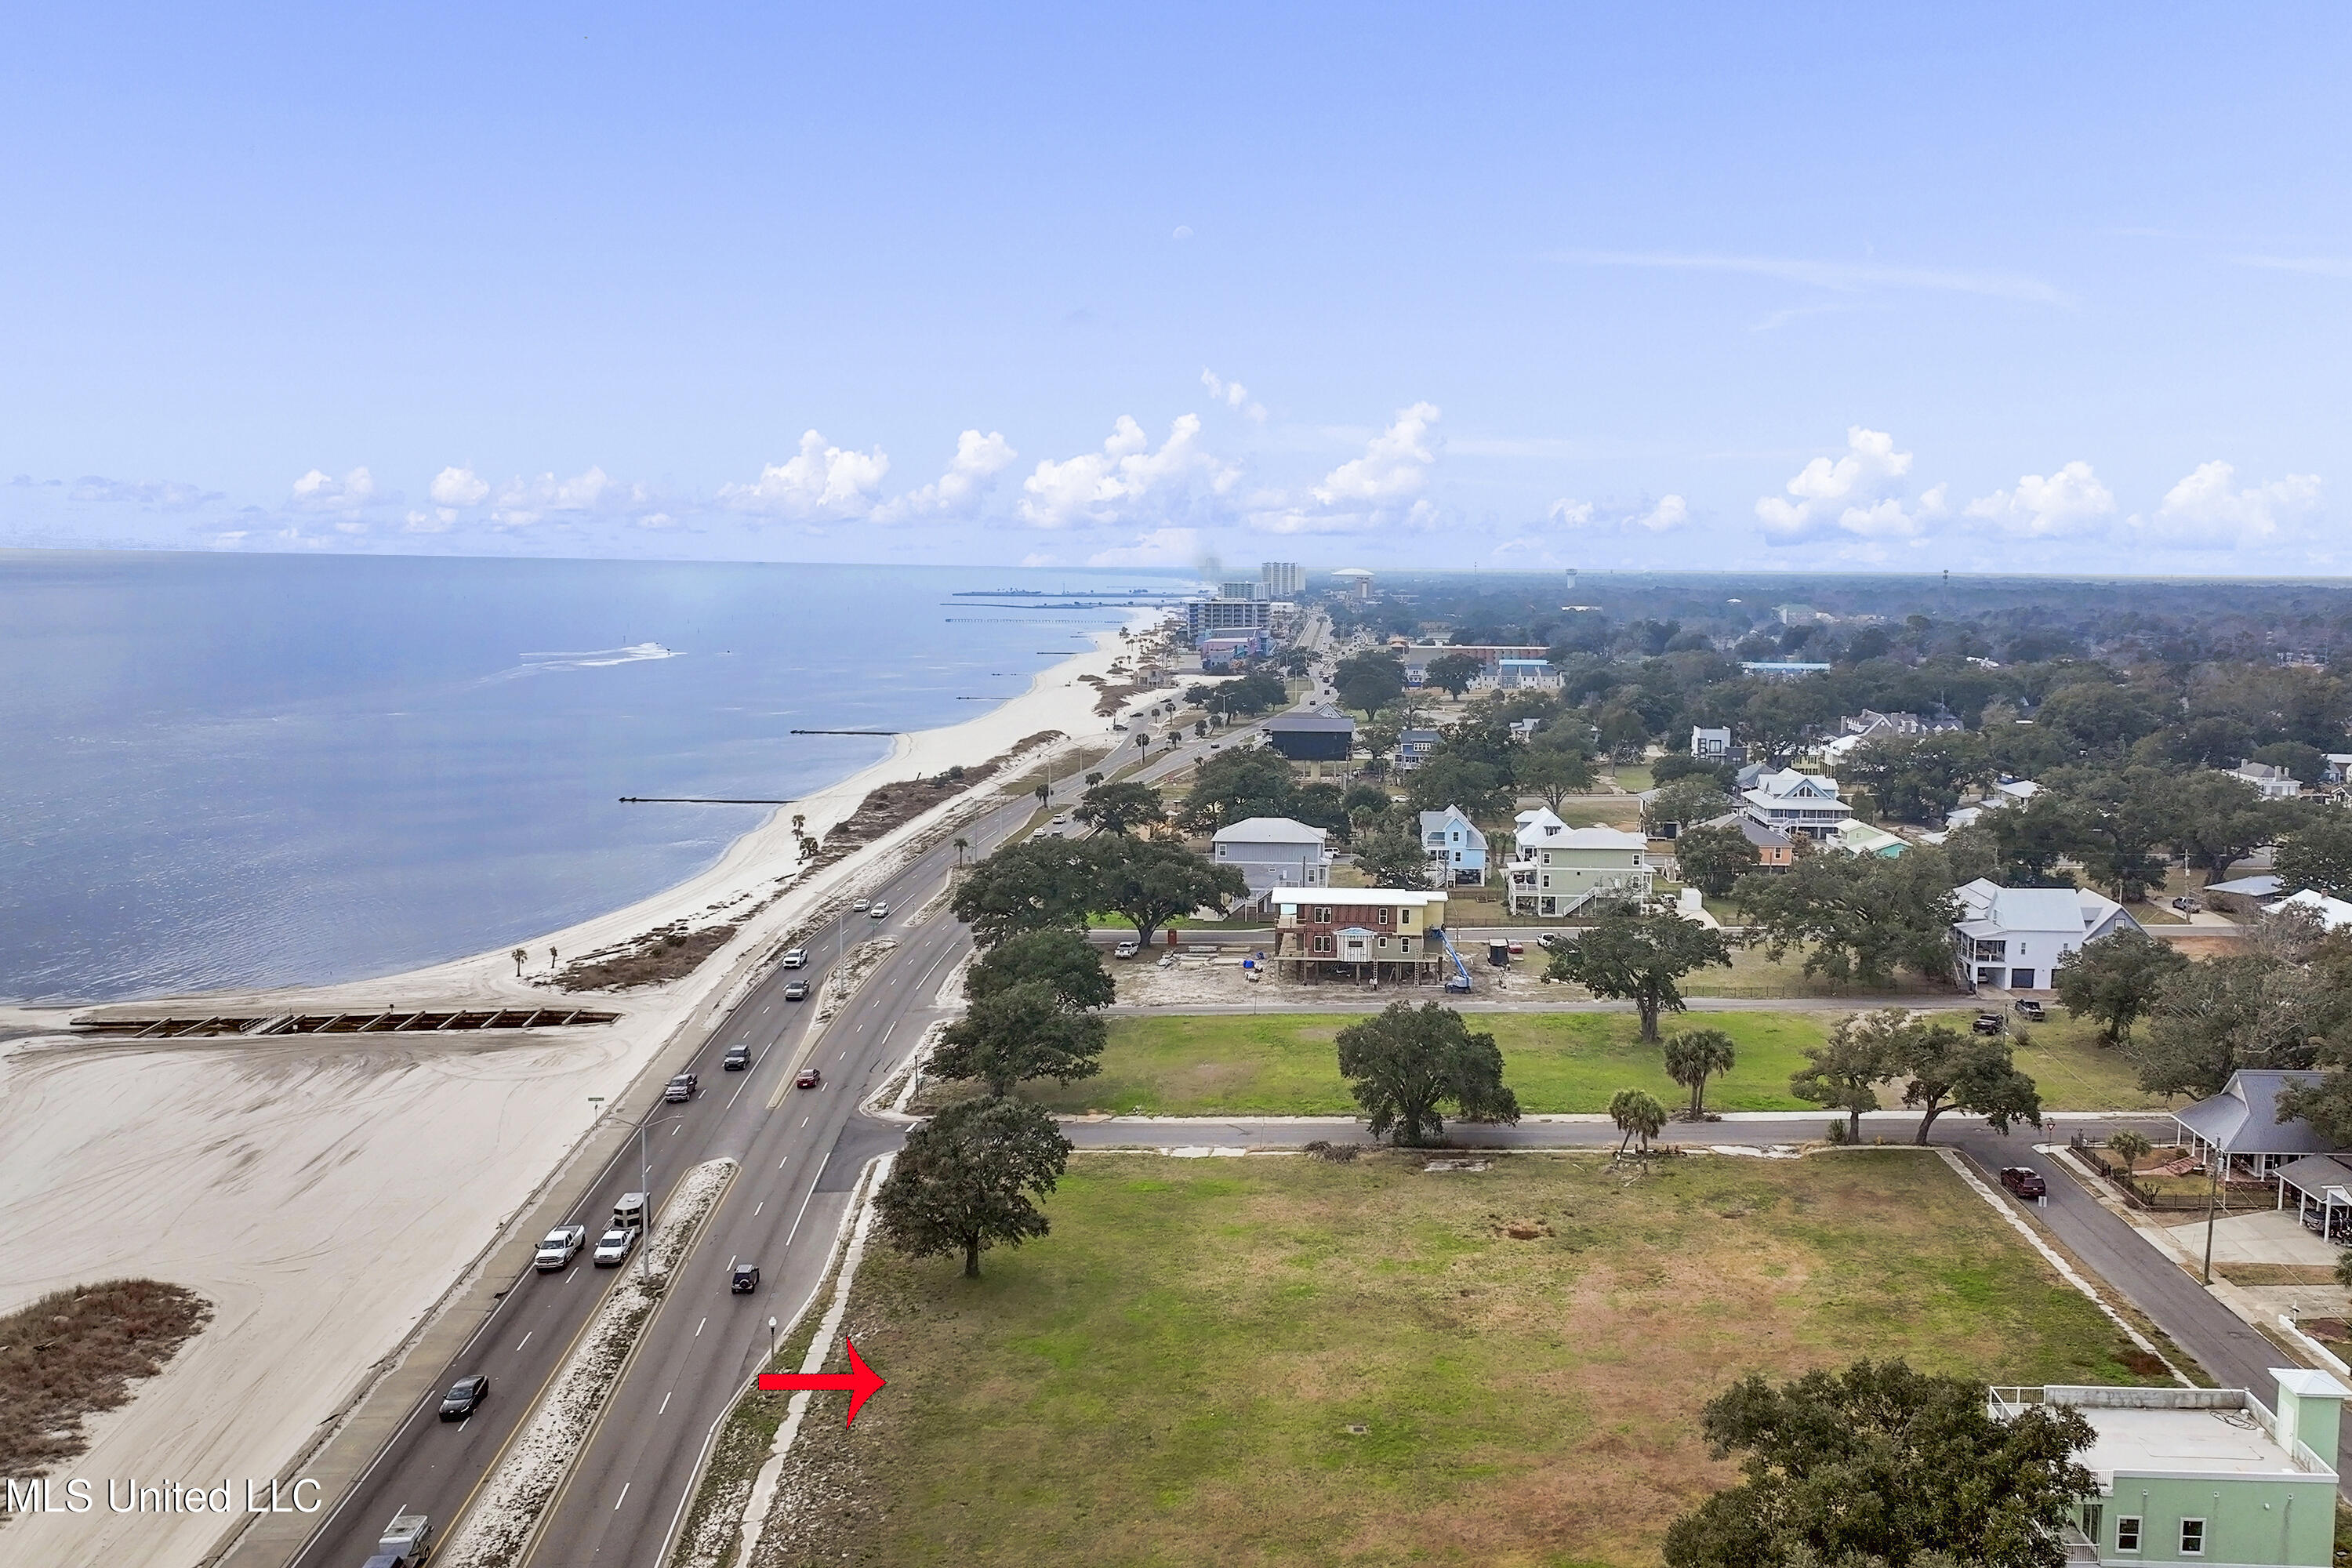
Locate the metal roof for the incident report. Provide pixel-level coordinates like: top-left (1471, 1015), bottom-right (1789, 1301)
top-left (1213, 817), bottom-right (1327, 844)
top-left (2173, 1070), bottom-right (2329, 1156)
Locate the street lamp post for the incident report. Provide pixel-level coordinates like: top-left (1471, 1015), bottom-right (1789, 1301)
top-left (2202, 1131), bottom-right (2227, 1284)
top-left (767, 1315), bottom-right (779, 1367)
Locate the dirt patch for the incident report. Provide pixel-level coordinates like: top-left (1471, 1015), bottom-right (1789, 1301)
top-left (0, 1279), bottom-right (211, 1486)
top-left (808, 733), bottom-right (1058, 870)
top-left (2218, 1264), bottom-right (2343, 1287)
top-left (1079, 673), bottom-right (1153, 717)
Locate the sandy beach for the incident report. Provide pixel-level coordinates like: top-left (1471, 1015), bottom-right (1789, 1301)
top-left (0, 622), bottom-right (1147, 1568)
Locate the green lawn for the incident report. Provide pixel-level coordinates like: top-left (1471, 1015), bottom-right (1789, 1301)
top-left (1025, 1007), bottom-right (2165, 1116)
top-left (751, 1151), bottom-right (2173, 1567)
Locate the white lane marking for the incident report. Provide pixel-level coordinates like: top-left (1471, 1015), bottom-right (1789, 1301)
top-left (672, 1123), bottom-right (683, 1136)
top-left (615, 1483), bottom-right (630, 1509)
top-left (727, 1081), bottom-right (745, 1109)
top-left (659, 1391), bottom-right (672, 1414)
top-left (837, 1050), bottom-right (846, 1061)
top-left (800, 1116), bottom-right (809, 1128)
top-left (458, 1417), bottom-right (470, 1432)
top-left (753, 1200), bottom-right (763, 1216)
top-left (778, 1156), bottom-right (789, 1170)
top-left (564, 1266), bottom-right (579, 1283)
top-left (515, 1330), bottom-right (532, 1352)
top-left (879, 1017), bottom-right (899, 1047)
top-left (695, 1317), bottom-right (706, 1338)
top-left (786, 1180), bottom-right (820, 1247)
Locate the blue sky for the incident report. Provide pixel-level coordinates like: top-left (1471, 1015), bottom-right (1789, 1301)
top-left (4, 4), bottom-right (2347, 573)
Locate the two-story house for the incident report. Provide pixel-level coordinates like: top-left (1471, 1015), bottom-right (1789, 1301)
top-left (1394, 728), bottom-right (1441, 772)
top-left (1690, 724), bottom-right (1732, 760)
top-left (1417, 804), bottom-right (1487, 886)
top-left (1210, 816), bottom-right (1334, 902)
top-left (1504, 808), bottom-right (1651, 916)
top-left (1951, 877), bottom-right (2142, 992)
top-left (2231, 759), bottom-right (2303, 800)
top-left (1740, 768), bottom-right (1853, 840)
top-left (1271, 889), bottom-right (1450, 982)
top-left (1990, 1370), bottom-right (2347, 1566)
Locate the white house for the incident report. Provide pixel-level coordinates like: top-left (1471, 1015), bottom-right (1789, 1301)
top-left (1951, 877), bottom-right (2143, 992)
top-left (2267, 887), bottom-right (2352, 932)
top-left (1210, 817), bottom-right (1333, 899)
top-left (1504, 808), bottom-right (1651, 916)
top-left (1417, 805), bottom-right (1488, 887)
top-left (1741, 768), bottom-right (1853, 840)
top-left (2232, 760), bottom-right (2303, 800)
top-left (1690, 725), bottom-right (1732, 760)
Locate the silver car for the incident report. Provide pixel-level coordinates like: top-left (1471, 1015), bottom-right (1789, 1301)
top-left (534, 1224), bottom-right (587, 1272)
top-left (591, 1227), bottom-right (637, 1268)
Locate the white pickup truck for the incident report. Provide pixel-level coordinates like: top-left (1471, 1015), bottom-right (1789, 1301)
top-left (363, 1508), bottom-right (431, 1565)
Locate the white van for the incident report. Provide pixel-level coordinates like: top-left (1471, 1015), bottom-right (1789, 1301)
top-left (611, 1192), bottom-right (648, 1230)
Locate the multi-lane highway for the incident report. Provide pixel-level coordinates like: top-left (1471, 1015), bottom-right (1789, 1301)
top-left (283, 657), bottom-right (1284, 1568)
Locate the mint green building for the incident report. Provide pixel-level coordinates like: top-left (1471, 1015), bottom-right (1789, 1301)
top-left (1991, 1370), bottom-right (2347, 1566)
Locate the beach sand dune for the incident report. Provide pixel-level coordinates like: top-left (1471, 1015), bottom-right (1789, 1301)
top-left (0, 624), bottom-right (1151, 1568)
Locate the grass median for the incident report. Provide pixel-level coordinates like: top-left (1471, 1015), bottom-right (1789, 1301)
top-left (1020, 1008), bottom-right (2163, 1117)
top-left (763, 1149), bottom-right (2172, 1567)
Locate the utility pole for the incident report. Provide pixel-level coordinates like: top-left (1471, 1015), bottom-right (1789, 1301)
top-left (2201, 1133), bottom-right (2224, 1284)
top-left (641, 1119), bottom-right (652, 1279)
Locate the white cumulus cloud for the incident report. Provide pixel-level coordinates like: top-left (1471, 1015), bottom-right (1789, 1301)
top-left (1200, 370), bottom-right (1266, 423)
top-left (719, 431), bottom-right (891, 521)
top-left (1018, 414), bottom-right (1237, 530)
top-left (876, 430), bottom-right (1017, 522)
top-left (289, 466), bottom-right (381, 513)
top-left (1633, 495), bottom-right (1690, 532)
top-left (1544, 498), bottom-right (1597, 528)
top-left (489, 466), bottom-right (655, 528)
top-left (430, 466), bottom-right (490, 506)
top-left (2129, 460), bottom-right (2323, 550)
top-left (1246, 402), bottom-right (1445, 535)
top-left (404, 508), bottom-right (455, 534)
top-left (1963, 462), bottom-right (2114, 539)
top-left (1755, 427), bottom-right (1938, 545)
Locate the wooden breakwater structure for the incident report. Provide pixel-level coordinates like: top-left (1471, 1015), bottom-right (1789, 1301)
top-left (71, 1006), bottom-right (622, 1039)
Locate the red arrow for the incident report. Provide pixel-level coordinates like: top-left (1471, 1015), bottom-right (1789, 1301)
top-left (757, 1339), bottom-right (886, 1426)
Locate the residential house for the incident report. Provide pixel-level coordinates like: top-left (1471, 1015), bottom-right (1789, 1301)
top-left (1210, 817), bottom-right (1333, 900)
top-left (1951, 877), bottom-right (2143, 992)
top-left (1740, 768), bottom-right (1853, 840)
top-left (1394, 728), bottom-right (1441, 772)
top-left (2174, 1069), bottom-right (2330, 1181)
top-left (1417, 805), bottom-right (1487, 886)
top-left (1945, 777), bottom-right (2040, 833)
top-left (1695, 811), bottom-right (1793, 871)
top-left (2322, 753), bottom-right (2352, 786)
top-left (2232, 759), bottom-right (2303, 800)
top-left (1265, 706), bottom-right (1356, 762)
top-left (1831, 820), bottom-right (1907, 858)
top-left (1987, 1370), bottom-right (2346, 1566)
top-left (1494, 657), bottom-right (1559, 690)
top-left (1838, 708), bottom-right (1962, 739)
top-left (1690, 725), bottom-right (1732, 760)
top-left (1271, 889), bottom-right (1450, 982)
top-left (2267, 887), bottom-right (2352, 932)
top-left (2201, 872), bottom-right (2284, 914)
top-left (1504, 808), bottom-right (1651, 916)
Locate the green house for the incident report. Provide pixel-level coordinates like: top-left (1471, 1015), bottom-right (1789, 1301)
top-left (1991, 1369), bottom-right (2347, 1565)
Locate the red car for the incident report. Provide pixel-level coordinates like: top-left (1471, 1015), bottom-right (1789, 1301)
top-left (1999, 1167), bottom-right (2047, 1200)
top-left (795, 1067), bottom-right (822, 1090)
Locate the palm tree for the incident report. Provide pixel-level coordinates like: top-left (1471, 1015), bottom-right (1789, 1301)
top-left (2107, 1129), bottom-right (2153, 1173)
top-left (1662, 1029), bottom-right (1738, 1118)
top-left (1135, 731), bottom-right (1152, 757)
top-left (1036, 782), bottom-right (1051, 807)
top-left (953, 836), bottom-right (970, 867)
top-left (1609, 1087), bottom-right (1668, 1156)
top-left (511, 946), bottom-right (528, 978)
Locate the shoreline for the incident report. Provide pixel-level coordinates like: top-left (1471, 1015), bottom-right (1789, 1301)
top-left (0, 619), bottom-right (1154, 1568)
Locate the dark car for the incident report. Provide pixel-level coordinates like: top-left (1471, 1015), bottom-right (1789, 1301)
top-left (796, 1066), bottom-right (822, 1090)
top-left (664, 1072), bottom-right (699, 1102)
top-left (438, 1374), bottom-right (489, 1420)
top-left (1999, 1167), bottom-right (2048, 1200)
top-left (784, 979), bottom-right (809, 1001)
top-left (723, 1043), bottom-right (751, 1071)
top-left (2013, 998), bottom-right (2047, 1022)
top-left (731, 1262), bottom-right (760, 1294)
top-left (1971, 1011), bottom-right (2005, 1035)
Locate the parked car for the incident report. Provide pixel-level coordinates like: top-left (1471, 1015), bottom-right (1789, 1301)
top-left (533, 1225), bottom-right (588, 1272)
top-left (592, 1227), bottom-right (637, 1267)
top-left (1113, 939), bottom-right (1140, 960)
top-left (781, 947), bottom-right (808, 968)
top-left (1971, 1011), bottom-right (2005, 1035)
top-left (664, 1072), bottom-right (699, 1102)
top-left (438, 1374), bottom-right (489, 1420)
top-left (2172, 895), bottom-right (2201, 913)
top-left (731, 1261), bottom-right (760, 1294)
top-left (784, 979), bottom-right (808, 1001)
top-left (723, 1042), bottom-right (751, 1071)
top-left (2013, 998), bottom-right (2046, 1022)
top-left (1507, 940), bottom-right (1525, 956)
top-left (1999, 1167), bottom-right (2048, 1200)
top-left (868, 901), bottom-right (889, 919)
top-left (796, 1066), bottom-right (822, 1090)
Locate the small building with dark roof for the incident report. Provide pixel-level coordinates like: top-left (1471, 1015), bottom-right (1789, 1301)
top-left (1265, 706), bottom-right (1356, 762)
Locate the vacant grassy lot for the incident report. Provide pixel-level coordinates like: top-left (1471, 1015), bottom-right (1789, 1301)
top-left (1025, 1008), bottom-right (2164, 1116)
top-left (760, 1151), bottom-right (2166, 1568)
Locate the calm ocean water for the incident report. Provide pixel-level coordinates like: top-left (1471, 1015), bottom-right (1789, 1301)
top-left (0, 551), bottom-right (1162, 1003)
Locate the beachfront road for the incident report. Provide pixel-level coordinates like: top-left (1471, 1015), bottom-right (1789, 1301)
top-left (281, 691), bottom-right (1272, 1568)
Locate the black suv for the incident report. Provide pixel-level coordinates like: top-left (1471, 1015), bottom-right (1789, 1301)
top-left (439, 1374), bottom-right (489, 1420)
top-left (723, 1043), bottom-right (751, 1071)
top-left (664, 1072), bottom-right (699, 1102)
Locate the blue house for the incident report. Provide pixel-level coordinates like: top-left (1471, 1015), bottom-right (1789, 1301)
top-left (1417, 804), bottom-right (1488, 886)
top-left (1395, 728), bottom-right (1441, 772)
